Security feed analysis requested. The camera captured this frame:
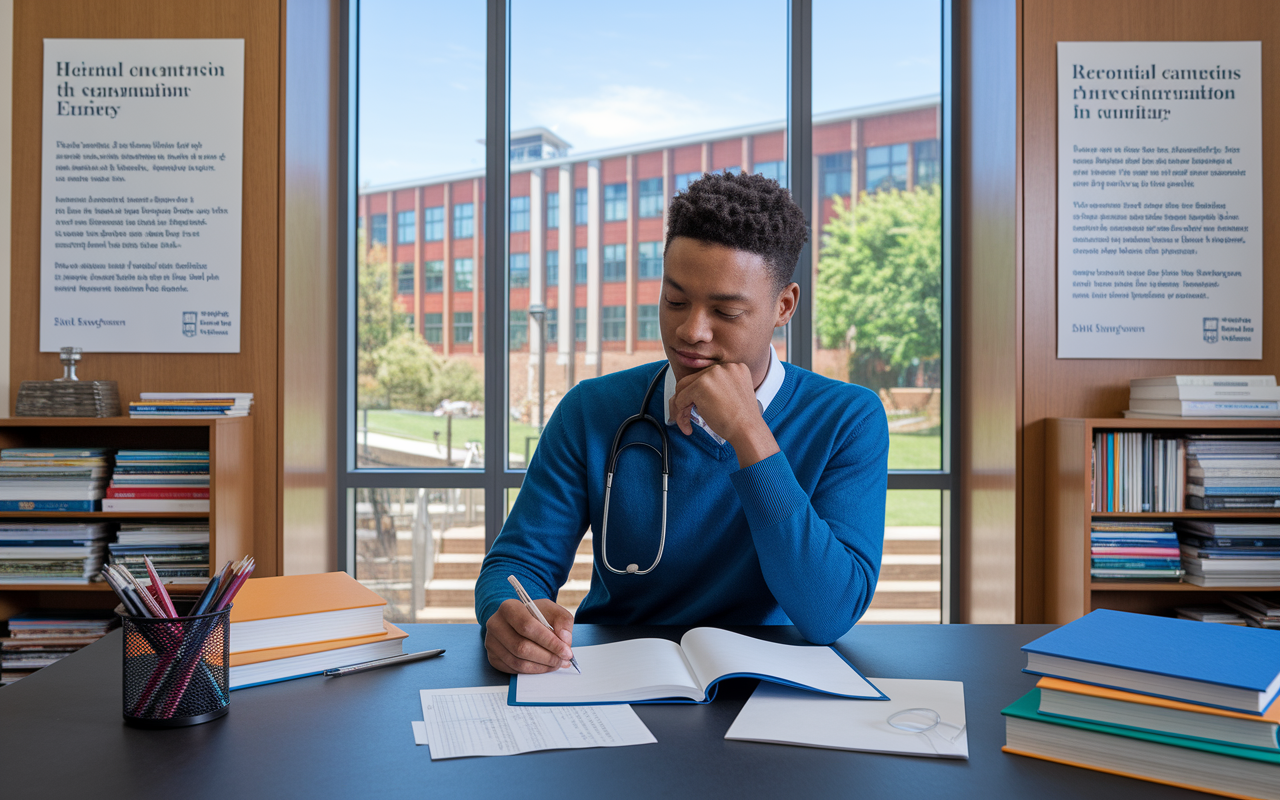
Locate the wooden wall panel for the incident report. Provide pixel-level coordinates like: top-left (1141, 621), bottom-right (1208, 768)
top-left (10, 0), bottom-right (282, 574)
top-left (958, 0), bottom-right (1022, 623)
top-left (279, 0), bottom-right (337, 574)
top-left (1021, 0), bottom-right (1280, 620)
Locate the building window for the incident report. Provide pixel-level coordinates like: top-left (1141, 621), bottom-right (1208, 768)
top-left (819, 152), bottom-right (852, 197)
top-left (423, 206), bottom-right (444, 241)
top-left (638, 242), bottom-right (662, 279)
top-left (510, 310), bottom-right (528, 349)
top-left (866, 143), bottom-right (909, 192)
top-left (602, 306), bottom-right (626, 341)
top-left (510, 196), bottom-right (530, 232)
top-left (423, 313), bottom-right (442, 344)
top-left (453, 311), bottom-right (473, 344)
top-left (915, 139), bottom-right (940, 188)
top-left (396, 262), bottom-right (414, 295)
top-left (396, 210), bottom-right (415, 244)
top-left (545, 308), bottom-right (558, 342)
top-left (574, 248), bottom-right (588, 284)
top-left (723, 165), bottom-right (741, 175)
top-left (423, 260), bottom-right (444, 293)
top-left (754, 160), bottom-right (787, 189)
top-left (574, 188), bottom-right (588, 226)
top-left (546, 192), bottom-right (559, 229)
top-left (454, 258), bottom-right (474, 292)
top-left (546, 250), bottom-right (558, 286)
top-left (370, 213), bottom-right (387, 245)
top-left (604, 184), bottom-right (627, 222)
top-left (603, 244), bottom-right (626, 282)
top-left (638, 177), bottom-right (663, 218)
top-left (510, 253), bottom-right (530, 289)
top-left (638, 304), bottom-right (659, 340)
top-left (453, 202), bottom-right (474, 238)
top-left (574, 307), bottom-right (586, 341)
top-left (674, 172), bottom-right (701, 193)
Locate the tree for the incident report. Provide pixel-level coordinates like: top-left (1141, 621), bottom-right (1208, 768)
top-left (375, 333), bottom-right (441, 411)
top-left (356, 234), bottom-right (405, 404)
top-left (815, 185), bottom-right (942, 393)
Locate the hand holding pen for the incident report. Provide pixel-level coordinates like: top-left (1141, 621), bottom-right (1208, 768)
top-left (481, 575), bottom-right (578, 675)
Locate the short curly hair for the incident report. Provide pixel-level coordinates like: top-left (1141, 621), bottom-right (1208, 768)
top-left (664, 171), bottom-right (809, 292)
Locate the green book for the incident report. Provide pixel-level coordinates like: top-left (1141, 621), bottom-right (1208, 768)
top-left (1003, 689), bottom-right (1280, 800)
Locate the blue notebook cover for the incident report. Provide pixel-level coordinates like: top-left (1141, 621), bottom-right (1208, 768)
top-left (1023, 609), bottom-right (1280, 696)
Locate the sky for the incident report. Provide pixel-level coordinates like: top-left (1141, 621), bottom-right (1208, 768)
top-left (358, 0), bottom-right (941, 188)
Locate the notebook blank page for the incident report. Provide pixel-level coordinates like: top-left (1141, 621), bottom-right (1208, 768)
top-left (680, 627), bottom-right (881, 698)
top-left (515, 637), bottom-right (701, 703)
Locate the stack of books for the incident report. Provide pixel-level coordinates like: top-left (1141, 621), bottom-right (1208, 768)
top-left (0, 610), bottom-right (117, 685)
top-left (0, 522), bottom-right (113, 583)
top-left (1225, 594), bottom-right (1280, 629)
top-left (1005, 609), bottom-right (1280, 799)
top-left (228, 572), bottom-right (406, 689)
top-left (1090, 521), bottom-right (1182, 581)
top-left (129, 392), bottom-right (253, 418)
top-left (1177, 521), bottom-right (1280, 587)
top-left (0, 447), bottom-right (113, 512)
top-left (102, 450), bottom-right (210, 513)
top-left (1174, 605), bottom-right (1249, 625)
top-left (1091, 432), bottom-right (1184, 512)
top-left (107, 523), bottom-right (210, 584)
top-left (1125, 375), bottom-right (1280, 419)
top-left (1185, 436), bottom-right (1280, 510)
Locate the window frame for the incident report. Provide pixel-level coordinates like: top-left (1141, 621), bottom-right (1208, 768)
top-left (338, 0), bottom-right (960, 622)
top-left (423, 205), bottom-right (445, 241)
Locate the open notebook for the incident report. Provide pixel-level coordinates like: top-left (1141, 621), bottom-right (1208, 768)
top-left (510, 627), bottom-right (886, 705)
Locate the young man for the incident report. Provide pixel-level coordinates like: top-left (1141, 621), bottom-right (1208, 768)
top-left (476, 172), bottom-right (889, 674)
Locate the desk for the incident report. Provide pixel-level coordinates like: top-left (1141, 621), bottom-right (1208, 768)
top-left (0, 624), bottom-right (1210, 799)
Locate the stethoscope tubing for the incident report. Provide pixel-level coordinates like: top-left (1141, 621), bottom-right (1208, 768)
top-left (600, 364), bottom-right (670, 576)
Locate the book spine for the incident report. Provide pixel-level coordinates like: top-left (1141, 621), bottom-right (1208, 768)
top-left (0, 500), bottom-right (96, 511)
top-left (105, 489), bottom-right (210, 499)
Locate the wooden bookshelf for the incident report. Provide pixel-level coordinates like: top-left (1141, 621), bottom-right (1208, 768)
top-left (1045, 417), bottom-right (1280, 623)
top-left (0, 416), bottom-right (252, 621)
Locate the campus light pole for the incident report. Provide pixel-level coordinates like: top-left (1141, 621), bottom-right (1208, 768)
top-left (527, 303), bottom-right (547, 433)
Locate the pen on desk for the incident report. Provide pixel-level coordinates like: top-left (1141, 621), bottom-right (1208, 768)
top-left (507, 575), bottom-right (581, 674)
top-left (323, 649), bottom-right (445, 677)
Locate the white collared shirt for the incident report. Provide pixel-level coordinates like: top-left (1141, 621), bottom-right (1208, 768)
top-left (662, 345), bottom-right (784, 445)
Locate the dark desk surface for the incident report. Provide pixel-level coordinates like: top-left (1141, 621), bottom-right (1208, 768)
top-left (0, 623), bottom-right (1211, 799)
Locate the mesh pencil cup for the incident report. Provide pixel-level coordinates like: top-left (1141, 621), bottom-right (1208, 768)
top-left (119, 604), bottom-right (231, 728)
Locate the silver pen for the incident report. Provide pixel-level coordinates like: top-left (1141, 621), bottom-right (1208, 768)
top-left (323, 648), bottom-right (445, 677)
top-left (507, 575), bottom-right (581, 673)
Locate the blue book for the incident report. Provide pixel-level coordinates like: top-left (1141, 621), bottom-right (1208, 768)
top-left (1022, 609), bottom-right (1280, 715)
top-left (1089, 558), bottom-right (1181, 569)
top-left (0, 500), bottom-right (97, 511)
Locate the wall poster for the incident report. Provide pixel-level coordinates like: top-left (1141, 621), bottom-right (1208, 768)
top-left (1057, 41), bottom-right (1261, 359)
top-left (40, 39), bottom-right (244, 353)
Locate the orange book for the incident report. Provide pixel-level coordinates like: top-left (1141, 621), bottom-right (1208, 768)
top-left (1037, 677), bottom-right (1280, 723)
top-left (229, 572), bottom-right (387, 654)
top-left (229, 622), bottom-right (408, 689)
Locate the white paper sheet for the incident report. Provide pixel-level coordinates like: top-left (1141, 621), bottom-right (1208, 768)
top-left (680, 627), bottom-right (882, 699)
top-left (411, 721), bottom-right (428, 745)
top-left (725, 678), bottom-right (968, 759)
top-left (418, 686), bottom-right (656, 760)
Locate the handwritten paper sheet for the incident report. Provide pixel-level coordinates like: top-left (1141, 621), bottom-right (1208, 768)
top-left (418, 686), bottom-right (655, 760)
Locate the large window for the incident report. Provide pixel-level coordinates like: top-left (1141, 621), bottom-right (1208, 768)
top-left (819, 152), bottom-right (852, 197)
top-left (509, 253), bottom-right (529, 289)
top-left (603, 183), bottom-right (627, 222)
top-left (396, 210), bottom-right (415, 244)
top-left (510, 196), bottom-right (530, 232)
top-left (396, 262), bottom-right (414, 295)
top-left (423, 206), bottom-right (444, 240)
top-left (423, 260), bottom-right (444, 293)
top-left (638, 241), bottom-right (662, 279)
top-left (638, 177), bottom-right (663, 218)
top-left (453, 202), bottom-right (475, 238)
top-left (347, 0), bottom-right (952, 626)
top-left (602, 244), bottom-right (626, 282)
top-left (866, 143), bottom-right (909, 193)
top-left (546, 192), bottom-right (558, 229)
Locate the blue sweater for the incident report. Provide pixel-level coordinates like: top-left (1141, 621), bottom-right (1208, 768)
top-left (475, 360), bottom-right (889, 644)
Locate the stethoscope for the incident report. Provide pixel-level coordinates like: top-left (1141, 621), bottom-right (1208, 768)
top-left (600, 364), bottom-right (670, 575)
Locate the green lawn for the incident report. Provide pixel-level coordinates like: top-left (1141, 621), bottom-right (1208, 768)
top-left (363, 410), bottom-right (541, 462)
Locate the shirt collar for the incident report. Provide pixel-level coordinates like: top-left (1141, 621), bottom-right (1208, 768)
top-left (663, 345), bottom-right (784, 437)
